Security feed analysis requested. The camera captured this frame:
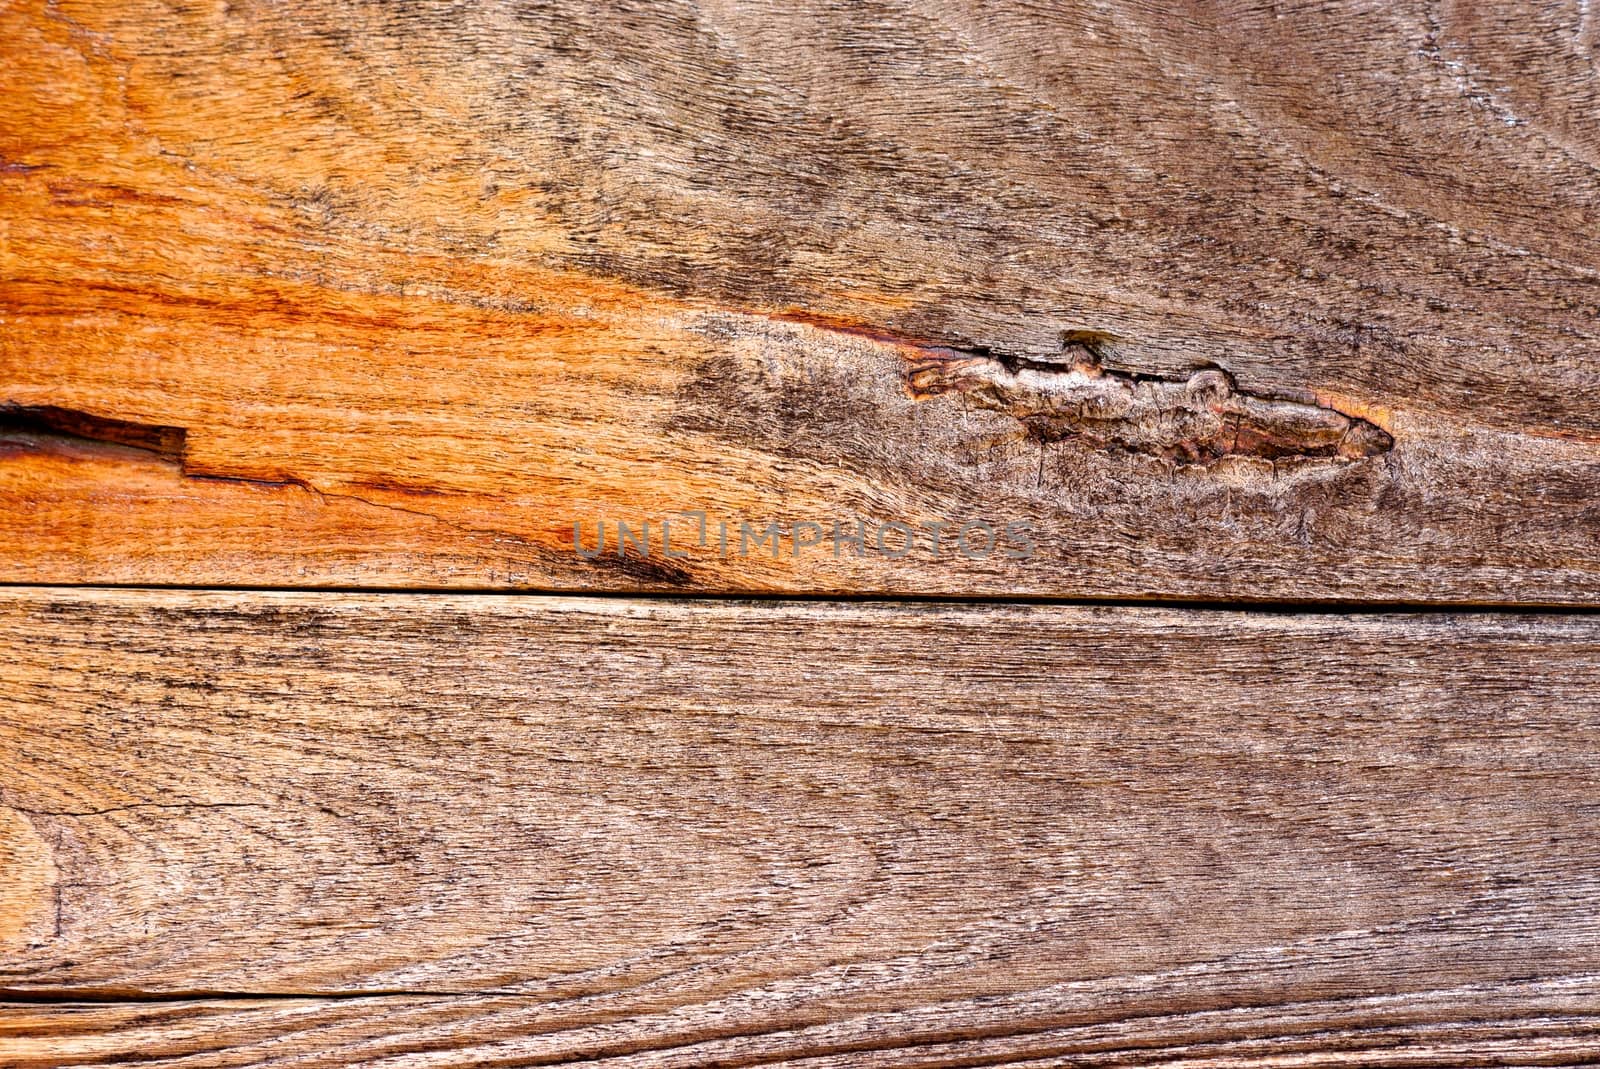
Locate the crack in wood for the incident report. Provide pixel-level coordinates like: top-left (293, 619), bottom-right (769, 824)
top-left (0, 403), bottom-right (635, 581)
top-left (6, 801), bottom-right (268, 819)
top-left (0, 987), bottom-right (479, 1003)
top-left (0, 404), bottom-right (186, 459)
top-left (0, 402), bottom-right (466, 529)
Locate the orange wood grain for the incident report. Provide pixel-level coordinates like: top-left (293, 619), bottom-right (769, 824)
top-left (5, 0), bottom-right (1600, 601)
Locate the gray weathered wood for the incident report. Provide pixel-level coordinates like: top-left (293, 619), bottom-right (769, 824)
top-left (3, 588), bottom-right (1600, 1063)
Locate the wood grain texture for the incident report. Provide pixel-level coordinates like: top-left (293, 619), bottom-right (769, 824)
top-left (3, 588), bottom-right (1600, 1063)
top-left (5, 0), bottom-right (1600, 600)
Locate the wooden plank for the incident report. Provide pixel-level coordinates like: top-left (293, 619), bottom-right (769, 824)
top-left (3, 587), bottom-right (1600, 1063)
top-left (5, 980), bottom-right (1600, 1068)
top-left (4, 0), bottom-right (1600, 601)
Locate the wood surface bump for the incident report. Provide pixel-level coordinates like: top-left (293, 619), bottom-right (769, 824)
top-left (3, 589), bottom-right (1600, 1063)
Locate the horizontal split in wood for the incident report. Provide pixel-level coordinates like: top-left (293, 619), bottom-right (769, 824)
top-left (0, 405), bottom-right (186, 461)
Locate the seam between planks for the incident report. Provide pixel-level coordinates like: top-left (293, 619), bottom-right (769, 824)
top-left (3, 581), bottom-right (1600, 616)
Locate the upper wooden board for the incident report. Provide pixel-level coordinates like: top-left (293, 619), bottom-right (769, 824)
top-left (4, 0), bottom-right (1600, 600)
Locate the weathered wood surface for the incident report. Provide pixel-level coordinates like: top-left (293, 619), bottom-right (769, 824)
top-left (7, 980), bottom-right (1600, 1069)
top-left (5, 0), bottom-right (1600, 601)
top-left (4, 588), bottom-right (1600, 1064)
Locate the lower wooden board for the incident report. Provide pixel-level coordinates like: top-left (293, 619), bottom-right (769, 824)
top-left (3, 588), bottom-right (1600, 1064)
top-left (5, 979), bottom-right (1600, 1068)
